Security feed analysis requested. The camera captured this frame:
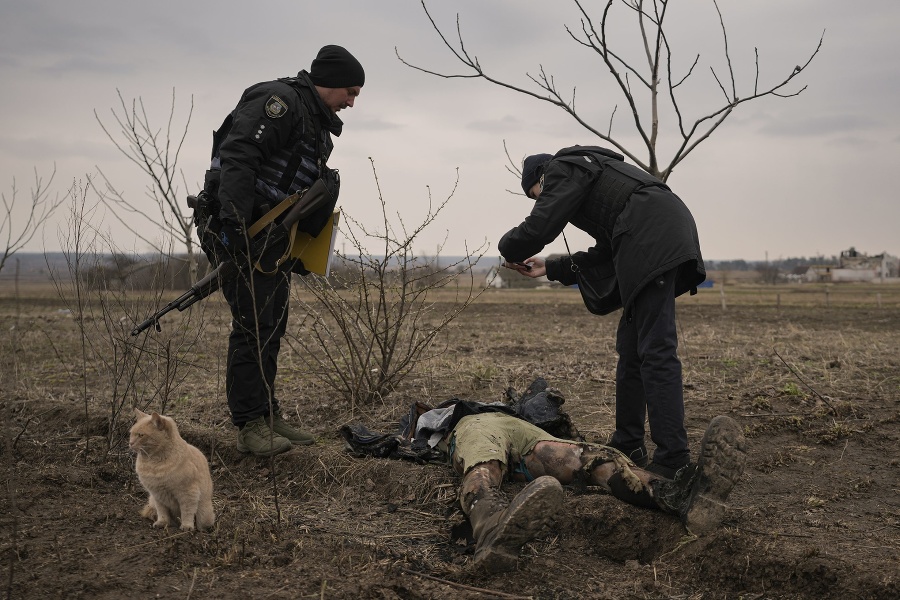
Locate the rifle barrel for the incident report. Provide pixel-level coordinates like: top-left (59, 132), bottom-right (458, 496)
top-left (131, 289), bottom-right (196, 336)
top-left (131, 179), bottom-right (333, 336)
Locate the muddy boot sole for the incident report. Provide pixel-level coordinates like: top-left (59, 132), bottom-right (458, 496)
top-left (682, 415), bottom-right (747, 535)
top-left (474, 476), bottom-right (564, 573)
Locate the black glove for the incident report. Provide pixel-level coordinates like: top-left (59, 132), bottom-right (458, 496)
top-left (217, 220), bottom-right (250, 261)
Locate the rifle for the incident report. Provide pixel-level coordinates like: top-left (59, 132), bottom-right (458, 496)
top-left (131, 178), bottom-right (335, 336)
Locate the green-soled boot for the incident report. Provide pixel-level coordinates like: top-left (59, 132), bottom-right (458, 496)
top-left (271, 414), bottom-right (316, 446)
top-left (237, 416), bottom-right (292, 457)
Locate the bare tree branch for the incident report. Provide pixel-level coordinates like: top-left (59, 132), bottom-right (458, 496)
top-left (94, 89), bottom-right (199, 278)
top-left (0, 165), bottom-right (65, 274)
top-left (400, 0), bottom-right (824, 182)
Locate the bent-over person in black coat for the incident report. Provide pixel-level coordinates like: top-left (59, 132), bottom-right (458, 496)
top-left (499, 145), bottom-right (705, 478)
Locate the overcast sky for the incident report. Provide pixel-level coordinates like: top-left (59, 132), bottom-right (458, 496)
top-left (2, 0), bottom-right (898, 262)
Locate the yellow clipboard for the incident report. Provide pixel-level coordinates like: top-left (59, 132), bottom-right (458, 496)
top-left (289, 209), bottom-right (341, 276)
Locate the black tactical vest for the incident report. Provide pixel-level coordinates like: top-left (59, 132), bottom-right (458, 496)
top-left (209, 79), bottom-right (330, 199)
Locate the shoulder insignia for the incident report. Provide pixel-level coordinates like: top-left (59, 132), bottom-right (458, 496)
top-left (264, 95), bottom-right (288, 119)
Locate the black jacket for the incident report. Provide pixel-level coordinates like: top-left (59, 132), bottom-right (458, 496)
top-left (214, 71), bottom-right (341, 225)
top-left (499, 145), bottom-right (705, 312)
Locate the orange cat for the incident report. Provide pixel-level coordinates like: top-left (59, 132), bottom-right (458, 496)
top-left (129, 408), bottom-right (215, 531)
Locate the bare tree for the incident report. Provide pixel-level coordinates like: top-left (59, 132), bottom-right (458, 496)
top-left (0, 166), bottom-right (64, 274)
top-left (398, 0), bottom-right (823, 181)
top-left (93, 89), bottom-right (199, 280)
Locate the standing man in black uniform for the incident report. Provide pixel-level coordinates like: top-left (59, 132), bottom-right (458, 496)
top-left (499, 146), bottom-right (705, 478)
top-left (203, 45), bottom-right (364, 456)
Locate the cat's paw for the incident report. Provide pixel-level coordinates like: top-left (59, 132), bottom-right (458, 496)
top-left (180, 523), bottom-right (195, 532)
top-left (153, 519), bottom-right (172, 529)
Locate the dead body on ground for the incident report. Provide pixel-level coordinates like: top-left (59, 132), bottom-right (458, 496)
top-left (342, 377), bottom-right (747, 572)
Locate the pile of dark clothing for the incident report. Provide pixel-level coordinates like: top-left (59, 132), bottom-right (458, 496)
top-left (340, 377), bottom-right (582, 463)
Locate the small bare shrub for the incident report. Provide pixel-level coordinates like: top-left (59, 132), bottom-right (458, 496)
top-left (288, 162), bottom-right (489, 407)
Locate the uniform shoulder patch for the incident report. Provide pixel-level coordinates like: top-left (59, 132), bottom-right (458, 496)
top-left (264, 95), bottom-right (288, 119)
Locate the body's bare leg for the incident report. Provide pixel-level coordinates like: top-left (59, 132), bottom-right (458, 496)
top-left (458, 460), bottom-right (503, 514)
top-left (523, 441), bottom-right (661, 507)
top-left (520, 441), bottom-right (588, 484)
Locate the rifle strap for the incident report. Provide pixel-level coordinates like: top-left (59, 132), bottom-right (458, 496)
top-left (247, 192), bottom-right (301, 275)
top-left (253, 221), bottom-right (298, 275)
top-left (248, 192), bottom-right (299, 237)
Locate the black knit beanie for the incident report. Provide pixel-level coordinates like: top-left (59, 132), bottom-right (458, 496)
top-left (309, 45), bottom-right (365, 88)
top-left (521, 153), bottom-right (553, 195)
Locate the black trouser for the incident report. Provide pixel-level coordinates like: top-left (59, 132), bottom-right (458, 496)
top-left (611, 267), bottom-right (689, 468)
top-left (221, 257), bottom-right (293, 427)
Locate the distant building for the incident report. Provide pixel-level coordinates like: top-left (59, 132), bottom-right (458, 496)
top-left (485, 266), bottom-right (505, 289)
top-left (485, 263), bottom-right (550, 289)
top-left (785, 266), bottom-right (811, 282)
top-left (804, 264), bottom-right (834, 283)
top-left (833, 247), bottom-right (897, 282)
top-left (803, 248), bottom-right (898, 283)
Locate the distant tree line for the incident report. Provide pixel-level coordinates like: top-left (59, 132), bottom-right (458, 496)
top-left (706, 256), bottom-right (839, 272)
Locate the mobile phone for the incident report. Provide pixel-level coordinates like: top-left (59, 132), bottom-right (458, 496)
top-left (512, 261), bottom-right (532, 271)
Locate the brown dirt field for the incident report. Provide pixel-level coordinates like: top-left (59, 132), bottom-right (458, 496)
top-left (1, 284), bottom-right (899, 599)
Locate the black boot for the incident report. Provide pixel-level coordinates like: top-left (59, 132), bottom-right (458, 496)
top-left (467, 476), bottom-right (564, 573)
top-left (654, 415), bottom-right (747, 535)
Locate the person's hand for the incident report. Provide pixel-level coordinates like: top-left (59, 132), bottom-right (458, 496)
top-left (217, 220), bottom-right (251, 262)
top-left (503, 257), bottom-right (546, 278)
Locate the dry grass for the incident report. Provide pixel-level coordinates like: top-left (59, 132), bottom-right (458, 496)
top-left (2, 282), bottom-right (900, 599)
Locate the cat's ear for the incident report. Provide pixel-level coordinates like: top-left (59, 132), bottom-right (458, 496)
top-left (150, 412), bottom-right (168, 431)
top-left (134, 408), bottom-right (149, 420)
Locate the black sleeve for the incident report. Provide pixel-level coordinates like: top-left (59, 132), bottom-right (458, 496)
top-left (497, 161), bottom-right (592, 262)
top-left (217, 82), bottom-right (303, 224)
top-left (546, 244), bottom-right (613, 286)
top-left (545, 255), bottom-right (575, 285)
